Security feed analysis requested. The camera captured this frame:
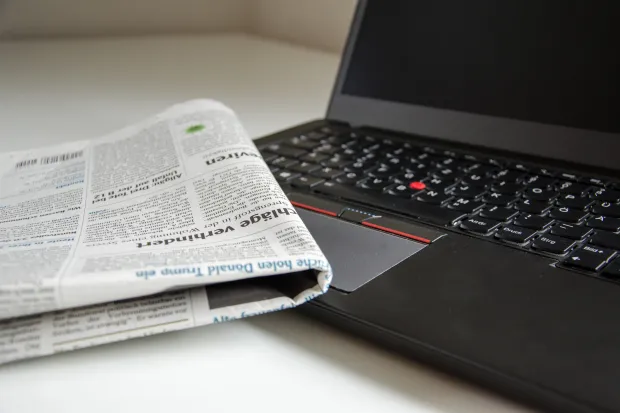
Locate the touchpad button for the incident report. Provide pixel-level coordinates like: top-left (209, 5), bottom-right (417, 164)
top-left (297, 209), bottom-right (425, 292)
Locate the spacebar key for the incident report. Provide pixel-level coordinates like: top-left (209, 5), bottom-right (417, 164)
top-left (314, 182), bottom-right (465, 226)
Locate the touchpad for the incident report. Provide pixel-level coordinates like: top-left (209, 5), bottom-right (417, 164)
top-left (297, 209), bottom-right (425, 292)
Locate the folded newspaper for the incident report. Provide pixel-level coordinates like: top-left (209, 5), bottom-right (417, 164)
top-left (0, 100), bottom-right (332, 365)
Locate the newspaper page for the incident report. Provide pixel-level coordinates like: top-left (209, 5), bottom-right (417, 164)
top-left (0, 100), bottom-right (332, 364)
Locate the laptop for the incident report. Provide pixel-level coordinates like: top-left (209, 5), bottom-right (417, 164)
top-left (255, 1), bottom-right (620, 412)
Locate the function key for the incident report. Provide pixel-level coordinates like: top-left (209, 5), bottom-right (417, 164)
top-left (556, 194), bottom-right (593, 210)
top-left (563, 245), bottom-right (616, 272)
top-left (580, 176), bottom-right (606, 187)
top-left (479, 206), bottom-right (519, 222)
top-left (513, 213), bottom-right (554, 230)
top-left (550, 223), bottom-right (592, 240)
top-left (558, 172), bottom-right (579, 181)
top-left (591, 188), bottom-right (620, 203)
top-left (460, 217), bottom-right (501, 234)
top-left (515, 199), bottom-right (550, 214)
top-left (548, 207), bottom-right (588, 223)
top-left (532, 235), bottom-right (575, 255)
top-left (495, 225), bottom-right (537, 243)
top-left (592, 202), bottom-right (620, 218)
top-left (586, 216), bottom-right (620, 232)
top-left (590, 232), bottom-right (620, 251)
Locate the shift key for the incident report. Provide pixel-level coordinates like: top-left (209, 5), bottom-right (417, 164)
top-left (313, 182), bottom-right (466, 226)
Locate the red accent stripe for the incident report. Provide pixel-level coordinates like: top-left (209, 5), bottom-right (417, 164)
top-left (362, 221), bottom-right (431, 244)
top-left (290, 201), bottom-right (338, 217)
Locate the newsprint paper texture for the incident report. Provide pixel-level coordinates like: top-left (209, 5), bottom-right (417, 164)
top-left (0, 100), bottom-right (332, 364)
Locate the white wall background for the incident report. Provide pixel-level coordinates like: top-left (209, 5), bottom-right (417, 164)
top-left (0, 0), bottom-right (357, 53)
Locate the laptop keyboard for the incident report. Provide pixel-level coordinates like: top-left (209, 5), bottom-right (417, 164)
top-left (258, 126), bottom-right (620, 280)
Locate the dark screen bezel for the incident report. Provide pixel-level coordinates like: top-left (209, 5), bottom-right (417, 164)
top-left (327, 0), bottom-right (620, 172)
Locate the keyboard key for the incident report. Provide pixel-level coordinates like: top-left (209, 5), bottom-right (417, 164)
top-left (270, 157), bottom-right (299, 168)
top-left (590, 232), bottom-right (620, 250)
top-left (416, 190), bottom-right (453, 205)
top-left (335, 171), bottom-right (362, 185)
top-left (315, 144), bottom-right (341, 155)
top-left (431, 167), bottom-right (464, 180)
top-left (337, 147), bottom-right (358, 158)
top-left (523, 175), bottom-right (556, 188)
top-left (586, 216), bottom-right (620, 232)
top-left (495, 170), bottom-right (527, 182)
top-left (524, 187), bottom-right (558, 202)
top-left (404, 161), bottom-right (431, 174)
top-left (514, 213), bottom-right (554, 230)
top-left (425, 177), bottom-right (457, 192)
top-left (359, 177), bottom-right (389, 191)
top-left (601, 259), bottom-right (620, 279)
top-left (261, 153), bottom-right (279, 163)
top-left (548, 207), bottom-right (588, 223)
top-left (495, 225), bottom-right (537, 243)
top-left (311, 167), bottom-right (343, 180)
top-left (448, 198), bottom-right (484, 212)
top-left (563, 245), bottom-right (616, 272)
top-left (557, 181), bottom-right (590, 195)
top-left (466, 164), bottom-right (500, 176)
top-left (515, 199), bottom-right (551, 214)
top-left (591, 188), bottom-right (620, 203)
top-left (273, 170), bottom-right (300, 183)
top-left (531, 167), bottom-right (557, 177)
top-left (367, 165), bottom-right (399, 179)
top-left (313, 182), bottom-right (467, 226)
top-left (558, 172), bottom-right (579, 182)
top-left (479, 206), bottom-right (518, 222)
top-left (264, 144), bottom-right (306, 158)
top-left (461, 173), bottom-right (494, 187)
top-left (269, 165), bottom-right (279, 174)
top-left (491, 181), bottom-right (524, 195)
top-left (285, 136), bottom-right (321, 150)
top-left (385, 183), bottom-right (420, 198)
top-left (299, 152), bottom-right (330, 164)
top-left (508, 162), bottom-right (530, 172)
top-left (391, 172), bottom-right (420, 184)
top-left (303, 131), bottom-right (326, 141)
top-left (460, 217), bottom-right (501, 234)
top-left (532, 235), bottom-right (575, 254)
top-left (290, 162), bottom-right (321, 174)
top-left (484, 192), bottom-right (516, 206)
top-left (290, 175), bottom-right (324, 189)
top-left (550, 223), bottom-right (592, 240)
top-left (344, 161), bottom-right (371, 173)
top-left (450, 184), bottom-right (485, 198)
top-left (556, 194), bottom-right (593, 210)
top-left (580, 177), bottom-right (606, 187)
top-left (322, 157), bottom-right (353, 169)
top-left (592, 202), bottom-right (620, 217)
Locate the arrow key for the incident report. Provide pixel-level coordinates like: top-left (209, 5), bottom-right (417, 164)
top-left (562, 245), bottom-right (616, 272)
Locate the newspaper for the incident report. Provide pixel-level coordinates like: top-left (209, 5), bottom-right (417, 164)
top-left (0, 100), bottom-right (332, 364)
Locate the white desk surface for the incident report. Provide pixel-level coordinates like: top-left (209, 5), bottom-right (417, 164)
top-left (0, 34), bottom-right (533, 413)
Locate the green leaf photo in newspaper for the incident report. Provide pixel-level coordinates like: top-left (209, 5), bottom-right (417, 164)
top-left (185, 124), bottom-right (206, 134)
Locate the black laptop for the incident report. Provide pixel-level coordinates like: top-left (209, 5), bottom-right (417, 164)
top-left (256, 1), bottom-right (620, 412)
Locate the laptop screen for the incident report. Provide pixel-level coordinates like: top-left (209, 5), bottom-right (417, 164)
top-left (341, 0), bottom-right (619, 134)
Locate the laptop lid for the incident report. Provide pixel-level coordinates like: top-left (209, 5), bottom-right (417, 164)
top-left (328, 0), bottom-right (620, 172)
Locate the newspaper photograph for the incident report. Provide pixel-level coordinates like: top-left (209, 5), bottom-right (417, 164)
top-left (0, 100), bottom-right (333, 364)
